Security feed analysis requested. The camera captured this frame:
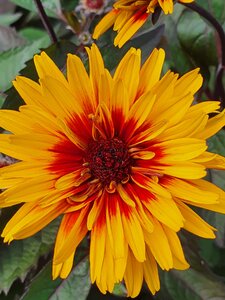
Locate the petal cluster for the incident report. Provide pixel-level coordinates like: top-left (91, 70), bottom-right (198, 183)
top-left (0, 44), bottom-right (225, 297)
top-left (93, 0), bottom-right (194, 47)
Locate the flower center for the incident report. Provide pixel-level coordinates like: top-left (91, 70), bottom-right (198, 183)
top-left (86, 138), bottom-right (131, 186)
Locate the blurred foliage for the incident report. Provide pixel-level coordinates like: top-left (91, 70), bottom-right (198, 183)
top-left (0, 0), bottom-right (225, 299)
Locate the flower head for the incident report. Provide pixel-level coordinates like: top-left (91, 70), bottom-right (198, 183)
top-left (93, 0), bottom-right (194, 47)
top-left (76, 0), bottom-right (108, 15)
top-left (0, 44), bottom-right (225, 297)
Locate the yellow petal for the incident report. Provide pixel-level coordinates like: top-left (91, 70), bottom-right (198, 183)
top-left (106, 193), bottom-right (125, 259)
top-left (143, 247), bottom-right (160, 295)
top-left (93, 9), bottom-right (118, 39)
top-left (90, 212), bottom-right (106, 282)
top-left (53, 208), bottom-right (88, 265)
top-left (34, 51), bottom-right (67, 85)
top-left (124, 250), bottom-right (143, 298)
top-left (144, 216), bottom-right (173, 270)
top-left (2, 201), bottom-right (68, 242)
top-left (114, 9), bottom-right (148, 48)
top-left (53, 251), bottom-right (75, 279)
top-left (145, 196), bottom-right (184, 231)
top-left (113, 47), bottom-right (141, 103)
top-left (85, 44), bottom-right (105, 101)
top-left (96, 235), bottom-right (115, 294)
top-left (161, 177), bottom-right (219, 204)
top-left (197, 110), bottom-right (225, 140)
top-left (162, 225), bottom-right (189, 270)
top-left (177, 200), bottom-right (216, 238)
top-left (67, 53), bottom-right (95, 113)
top-left (174, 68), bottom-right (203, 97)
top-left (155, 162), bottom-right (206, 179)
top-left (121, 204), bottom-right (146, 262)
top-left (139, 48), bottom-right (165, 95)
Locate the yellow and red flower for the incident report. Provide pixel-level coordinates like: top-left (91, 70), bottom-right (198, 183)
top-left (0, 44), bottom-right (225, 297)
top-left (93, 0), bottom-right (194, 47)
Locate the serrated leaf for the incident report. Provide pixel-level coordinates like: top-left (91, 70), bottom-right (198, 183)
top-left (0, 25), bottom-right (25, 52)
top-left (0, 33), bottom-right (50, 92)
top-left (0, 13), bottom-right (22, 26)
top-left (10, 0), bottom-right (61, 18)
top-left (2, 40), bottom-right (78, 110)
top-left (163, 268), bottom-right (225, 300)
top-left (20, 257), bottom-right (91, 300)
top-left (0, 218), bottom-right (60, 294)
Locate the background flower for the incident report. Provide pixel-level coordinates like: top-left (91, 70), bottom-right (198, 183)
top-left (0, 44), bottom-right (225, 298)
top-left (93, 0), bottom-right (194, 47)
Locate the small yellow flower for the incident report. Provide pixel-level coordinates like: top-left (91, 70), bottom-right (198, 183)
top-left (0, 44), bottom-right (225, 297)
top-left (93, 0), bottom-right (194, 47)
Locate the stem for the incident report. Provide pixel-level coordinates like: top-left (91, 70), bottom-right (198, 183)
top-left (34, 0), bottom-right (58, 43)
top-left (182, 2), bottom-right (225, 107)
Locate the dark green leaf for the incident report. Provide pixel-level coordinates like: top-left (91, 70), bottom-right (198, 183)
top-left (20, 257), bottom-right (91, 300)
top-left (163, 268), bottom-right (225, 300)
top-left (100, 24), bottom-right (165, 72)
top-left (196, 0), bottom-right (225, 24)
top-left (163, 5), bottom-right (195, 74)
top-left (205, 130), bottom-right (225, 248)
top-left (0, 218), bottom-right (60, 294)
top-left (177, 9), bottom-right (217, 72)
top-left (0, 92), bottom-right (6, 106)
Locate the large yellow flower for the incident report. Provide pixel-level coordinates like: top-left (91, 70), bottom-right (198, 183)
top-left (93, 0), bottom-right (194, 47)
top-left (0, 44), bottom-right (225, 297)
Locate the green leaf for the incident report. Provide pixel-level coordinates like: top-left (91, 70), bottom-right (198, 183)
top-left (60, 0), bottom-right (78, 11)
top-left (0, 218), bottom-right (60, 294)
top-left (2, 40), bottom-right (78, 110)
top-left (198, 238), bottom-right (225, 273)
top-left (20, 258), bottom-right (91, 300)
top-left (100, 24), bottom-right (165, 72)
top-left (163, 5), bottom-right (195, 74)
top-left (0, 33), bottom-right (50, 92)
top-left (0, 13), bottom-right (22, 26)
top-left (205, 130), bottom-right (225, 248)
top-left (0, 91), bottom-right (6, 106)
top-left (0, 25), bottom-right (25, 52)
top-left (163, 268), bottom-right (225, 300)
top-left (196, 0), bottom-right (225, 24)
top-left (19, 28), bottom-right (50, 42)
top-left (10, 0), bottom-right (61, 18)
top-left (177, 9), bottom-right (217, 72)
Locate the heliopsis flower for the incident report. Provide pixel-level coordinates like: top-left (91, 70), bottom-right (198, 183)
top-left (93, 0), bottom-right (194, 47)
top-left (0, 44), bottom-right (225, 297)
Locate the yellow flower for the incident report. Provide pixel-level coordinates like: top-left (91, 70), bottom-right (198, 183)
top-left (93, 0), bottom-right (194, 47)
top-left (0, 44), bottom-right (225, 297)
